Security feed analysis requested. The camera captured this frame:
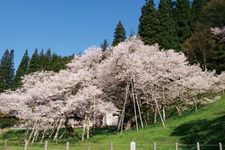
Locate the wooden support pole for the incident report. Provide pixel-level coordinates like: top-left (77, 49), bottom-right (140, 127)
top-left (154, 98), bottom-right (165, 127)
top-left (4, 139), bottom-right (7, 150)
top-left (119, 82), bottom-right (129, 133)
top-left (175, 143), bottom-right (178, 150)
top-left (153, 142), bottom-right (157, 150)
top-left (24, 140), bottom-right (28, 150)
top-left (219, 143), bottom-right (223, 150)
top-left (44, 141), bottom-right (48, 150)
top-left (197, 142), bottom-right (200, 150)
top-left (131, 83), bottom-right (138, 131)
top-left (66, 142), bottom-right (69, 150)
top-left (135, 92), bottom-right (144, 128)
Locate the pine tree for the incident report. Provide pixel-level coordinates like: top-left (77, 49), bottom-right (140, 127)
top-left (45, 49), bottom-right (52, 70)
top-left (39, 49), bottom-right (45, 70)
top-left (158, 0), bottom-right (179, 50)
top-left (190, 0), bottom-right (208, 30)
top-left (0, 49), bottom-right (15, 92)
top-left (138, 0), bottom-right (160, 45)
top-left (199, 0), bottom-right (225, 27)
top-left (175, 0), bottom-right (191, 44)
top-left (28, 49), bottom-right (40, 73)
top-left (0, 50), bottom-right (10, 92)
top-left (112, 21), bottom-right (126, 46)
top-left (13, 50), bottom-right (30, 89)
top-left (101, 39), bottom-right (109, 52)
top-left (8, 50), bottom-right (15, 89)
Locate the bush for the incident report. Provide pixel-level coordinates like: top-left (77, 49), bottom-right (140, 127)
top-left (0, 117), bottom-right (18, 129)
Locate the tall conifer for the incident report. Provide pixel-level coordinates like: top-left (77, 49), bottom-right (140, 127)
top-left (28, 49), bottom-right (40, 73)
top-left (138, 0), bottom-right (160, 45)
top-left (13, 50), bottom-right (30, 89)
top-left (112, 21), bottom-right (126, 46)
top-left (158, 0), bottom-right (179, 50)
top-left (175, 0), bottom-right (191, 44)
top-left (0, 49), bottom-right (15, 92)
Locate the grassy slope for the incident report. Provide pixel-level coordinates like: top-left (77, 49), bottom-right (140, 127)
top-left (1, 96), bottom-right (225, 150)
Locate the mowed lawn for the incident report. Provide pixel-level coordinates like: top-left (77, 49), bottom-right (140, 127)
top-left (1, 96), bottom-right (225, 150)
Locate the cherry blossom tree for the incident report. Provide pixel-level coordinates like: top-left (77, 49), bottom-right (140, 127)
top-left (97, 37), bottom-right (221, 130)
top-left (0, 37), bottom-right (224, 142)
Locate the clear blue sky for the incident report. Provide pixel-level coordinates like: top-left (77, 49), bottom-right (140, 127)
top-left (0, 0), bottom-right (159, 68)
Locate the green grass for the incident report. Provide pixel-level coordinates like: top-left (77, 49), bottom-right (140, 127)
top-left (1, 96), bottom-right (225, 150)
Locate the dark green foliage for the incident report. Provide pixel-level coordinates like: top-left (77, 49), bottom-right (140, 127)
top-left (182, 23), bottom-right (216, 71)
top-left (158, 0), bottom-right (179, 50)
top-left (45, 49), bottom-right (52, 70)
top-left (13, 50), bottom-right (30, 89)
top-left (0, 50), bottom-right (15, 92)
top-left (190, 0), bottom-right (208, 30)
top-left (0, 48), bottom-right (73, 90)
top-left (183, 0), bottom-right (225, 73)
top-left (101, 39), bottom-right (109, 52)
top-left (28, 49), bottom-right (72, 73)
top-left (112, 21), bottom-right (126, 46)
top-left (51, 53), bottom-right (73, 72)
top-left (175, 0), bottom-right (192, 44)
top-left (199, 0), bottom-right (225, 27)
top-left (28, 49), bottom-right (40, 73)
top-left (39, 49), bottom-right (45, 69)
top-left (0, 117), bottom-right (18, 129)
top-left (9, 50), bottom-right (15, 88)
top-left (138, 0), bottom-right (160, 45)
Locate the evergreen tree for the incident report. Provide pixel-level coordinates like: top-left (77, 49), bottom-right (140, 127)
top-left (45, 49), bottom-right (52, 70)
top-left (13, 50), bottom-right (30, 89)
top-left (138, 0), bottom-right (160, 45)
top-left (175, 0), bottom-right (192, 44)
top-left (158, 0), bottom-right (179, 50)
top-left (39, 49), bottom-right (45, 70)
top-left (112, 21), bottom-right (126, 46)
top-left (101, 39), bottom-right (109, 52)
top-left (183, 0), bottom-right (225, 73)
top-left (0, 50), bottom-right (15, 92)
top-left (28, 49), bottom-right (40, 73)
top-left (9, 50), bottom-right (15, 88)
top-left (182, 23), bottom-right (216, 71)
top-left (190, 0), bottom-right (208, 30)
top-left (199, 0), bottom-right (225, 27)
top-left (53, 51), bottom-right (73, 72)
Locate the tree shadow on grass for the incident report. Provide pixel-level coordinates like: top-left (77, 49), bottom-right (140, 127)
top-left (171, 115), bottom-right (225, 150)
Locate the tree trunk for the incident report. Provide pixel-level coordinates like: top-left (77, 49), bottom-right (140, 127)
top-left (65, 117), bottom-right (74, 136)
top-left (82, 115), bottom-right (87, 141)
top-left (87, 115), bottom-right (90, 139)
top-left (125, 119), bottom-right (132, 131)
top-left (176, 106), bottom-right (182, 117)
top-left (153, 106), bottom-right (157, 124)
top-left (162, 106), bottom-right (166, 121)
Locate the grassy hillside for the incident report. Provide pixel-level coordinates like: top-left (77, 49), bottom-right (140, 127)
top-left (1, 96), bottom-right (225, 150)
